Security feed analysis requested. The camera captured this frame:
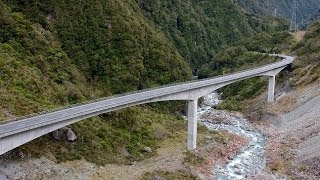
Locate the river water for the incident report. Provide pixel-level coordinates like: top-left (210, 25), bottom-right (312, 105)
top-left (197, 92), bottom-right (268, 179)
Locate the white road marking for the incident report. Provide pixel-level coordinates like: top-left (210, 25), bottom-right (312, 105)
top-left (17, 123), bottom-right (26, 127)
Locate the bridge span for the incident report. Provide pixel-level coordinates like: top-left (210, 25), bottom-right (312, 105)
top-left (0, 54), bottom-right (294, 155)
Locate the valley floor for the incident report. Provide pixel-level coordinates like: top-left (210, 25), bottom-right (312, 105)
top-left (1, 81), bottom-right (320, 180)
top-left (0, 139), bottom-right (188, 179)
top-left (0, 128), bottom-right (246, 179)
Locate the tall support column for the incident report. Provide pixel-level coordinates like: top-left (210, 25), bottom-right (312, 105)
top-left (268, 75), bottom-right (276, 102)
top-left (187, 98), bottom-right (198, 150)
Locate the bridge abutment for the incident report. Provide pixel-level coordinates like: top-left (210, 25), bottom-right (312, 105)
top-left (187, 98), bottom-right (198, 150)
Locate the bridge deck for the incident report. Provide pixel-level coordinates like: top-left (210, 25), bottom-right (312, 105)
top-left (0, 55), bottom-right (294, 139)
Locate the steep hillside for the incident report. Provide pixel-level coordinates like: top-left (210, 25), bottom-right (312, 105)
top-left (250, 22), bottom-right (320, 178)
top-left (0, 0), bottom-right (295, 168)
top-left (4, 0), bottom-right (289, 74)
top-left (198, 31), bottom-right (295, 110)
top-left (0, 0), bottom-right (195, 117)
top-left (293, 21), bottom-right (320, 85)
top-left (269, 84), bottom-right (320, 179)
top-left (0, 1), bottom-right (89, 119)
top-left (221, 22), bottom-right (320, 179)
top-left (140, 0), bottom-right (287, 72)
top-left (0, 0), bottom-right (192, 164)
top-left (259, 25), bottom-right (320, 176)
top-left (3, 0), bottom-right (192, 94)
top-left (306, 8), bottom-right (320, 25)
top-left (236, 0), bottom-right (320, 28)
top-left (140, 0), bottom-right (254, 71)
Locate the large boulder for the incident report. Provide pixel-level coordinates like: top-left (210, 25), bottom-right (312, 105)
top-left (67, 128), bottom-right (77, 141)
top-left (52, 127), bottom-right (77, 141)
top-left (143, 146), bottom-right (152, 153)
top-left (120, 147), bottom-right (130, 157)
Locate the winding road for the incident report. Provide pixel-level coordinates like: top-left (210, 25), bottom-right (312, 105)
top-left (0, 54), bottom-right (294, 155)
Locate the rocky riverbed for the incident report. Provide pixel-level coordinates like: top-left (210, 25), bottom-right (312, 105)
top-left (198, 92), bottom-right (283, 179)
top-left (0, 91), bottom-right (301, 180)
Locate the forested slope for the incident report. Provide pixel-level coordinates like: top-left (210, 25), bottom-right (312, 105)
top-left (0, 1), bottom-right (89, 119)
top-left (293, 22), bottom-right (320, 85)
top-left (0, 0), bottom-right (285, 124)
top-left (306, 8), bottom-right (320, 26)
top-left (140, 0), bottom-right (288, 71)
top-left (3, 0), bottom-right (193, 93)
top-left (2, 0), bottom-right (276, 165)
top-left (0, 0), bottom-right (300, 166)
top-left (0, 0), bottom-right (193, 164)
top-left (198, 31), bottom-right (295, 110)
top-left (236, 0), bottom-right (320, 28)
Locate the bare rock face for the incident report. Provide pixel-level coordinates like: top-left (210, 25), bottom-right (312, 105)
top-left (52, 127), bottom-right (77, 141)
top-left (67, 128), bottom-right (77, 141)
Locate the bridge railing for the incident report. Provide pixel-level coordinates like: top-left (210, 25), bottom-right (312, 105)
top-left (1, 55), bottom-right (293, 124)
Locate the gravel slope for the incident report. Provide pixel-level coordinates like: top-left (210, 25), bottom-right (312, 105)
top-left (279, 84), bottom-right (320, 159)
top-left (270, 82), bottom-right (320, 178)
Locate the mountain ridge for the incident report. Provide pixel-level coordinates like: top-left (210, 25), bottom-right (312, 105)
top-left (236, 0), bottom-right (320, 29)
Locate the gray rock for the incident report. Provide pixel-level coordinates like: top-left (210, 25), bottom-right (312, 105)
top-left (233, 164), bottom-right (241, 170)
top-left (52, 127), bottom-right (76, 141)
top-left (67, 128), bottom-right (77, 141)
top-left (52, 129), bottom-right (63, 141)
top-left (130, 161), bottom-right (137, 166)
top-left (0, 174), bottom-right (9, 180)
top-left (154, 129), bottom-right (167, 139)
top-left (143, 147), bottom-right (152, 153)
top-left (18, 151), bottom-right (25, 159)
top-left (120, 147), bottom-right (130, 157)
top-left (235, 169), bottom-right (242, 175)
top-left (150, 175), bottom-right (165, 180)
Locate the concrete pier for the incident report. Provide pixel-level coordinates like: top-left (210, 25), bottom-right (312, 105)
top-left (268, 75), bottom-right (276, 102)
top-left (187, 99), bottom-right (198, 150)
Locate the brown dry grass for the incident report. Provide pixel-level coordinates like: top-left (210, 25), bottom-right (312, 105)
top-left (293, 31), bottom-right (306, 42)
top-left (267, 95), bottom-right (297, 114)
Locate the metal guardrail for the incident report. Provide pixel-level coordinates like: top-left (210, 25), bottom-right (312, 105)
top-left (1, 54), bottom-right (293, 125)
top-left (0, 54), bottom-right (294, 139)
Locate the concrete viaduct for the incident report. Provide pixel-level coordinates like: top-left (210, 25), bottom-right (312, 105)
top-left (0, 54), bottom-right (294, 155)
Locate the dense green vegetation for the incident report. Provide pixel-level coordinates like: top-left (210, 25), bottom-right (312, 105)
top-left (199, 31), bottom-right (294, 78)
top-left (141, 0), bottom-right (254, 71)
top-left (0, 0), bottom-right (192, 164)
top-left (293, 22), bottom-right (320, 85)
top-left (142, 170), bottom-right (196, 180)
top-left (19, 107), bottom-right (189, 165)
top-left (307, 8), bottom-right (320, 26)
top-left (0, 1), bottom-right (89, 119)
top-left (3, 0), bottom-right (192, 93)
top-left (199, 31), bottom-right (295, 110)
top-left (0, 0), bottom-right (311, 168)
top-left (236, 0), bottom-right (320, 28)
top-left (141, 0), bottom-right (288, 72)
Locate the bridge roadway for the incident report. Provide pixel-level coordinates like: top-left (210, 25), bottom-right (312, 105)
top-left (0, 54), bottom-right (294, 155)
